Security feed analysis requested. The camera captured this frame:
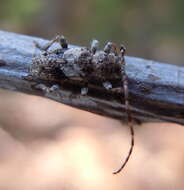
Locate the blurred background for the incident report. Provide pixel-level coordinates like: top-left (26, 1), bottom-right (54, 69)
top-left (1, 0), bottom-right (184, 65)
top-left (0, 0), bottom-right (184, 190)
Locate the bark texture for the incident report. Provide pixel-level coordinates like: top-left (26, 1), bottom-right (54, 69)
top-left (0, 30), bottom-right (184, 125)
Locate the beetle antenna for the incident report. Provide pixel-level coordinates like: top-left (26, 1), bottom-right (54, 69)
top-left (113, 46), bottom-right (134, 175)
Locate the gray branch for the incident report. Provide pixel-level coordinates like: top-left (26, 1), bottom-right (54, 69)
top-left (0, 30), bottom-right (184, 125)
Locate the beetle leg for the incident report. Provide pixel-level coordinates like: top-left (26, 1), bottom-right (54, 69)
top-left (81, 87), bottom-right (88, 95)
top-left (103, 81), bottom-right (112, 89)
top-left (34, 84), bottom-right (59, 93)
top-left (104, 42), bottom-right (113, 54)
top-left (33, 35), bottom-right (68, 51)
top-left (80, 80), bottom-right (89, 95)
top-left (90, 39), bottom-right (99, 54)
top-left (120, 44), bottom-right (126, 56)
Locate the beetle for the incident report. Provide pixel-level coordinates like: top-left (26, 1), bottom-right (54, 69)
top-left (30, 35), bottom-right (134, 174)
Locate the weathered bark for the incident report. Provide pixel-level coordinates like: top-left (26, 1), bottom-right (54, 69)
top-left (0, 30), bottom-right (184, 125)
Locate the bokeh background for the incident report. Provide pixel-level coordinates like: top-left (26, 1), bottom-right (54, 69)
top-left (1, 0), bottom-right (184, 65)
top-left (0, 0), bottom-right (184, 190)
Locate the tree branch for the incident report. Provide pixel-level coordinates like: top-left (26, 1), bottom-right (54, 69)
top-left (0, 30), bottom-right (184, 125)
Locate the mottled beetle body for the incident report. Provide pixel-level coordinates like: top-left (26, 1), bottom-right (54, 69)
top-left (31, 37), bottom-right (125, 89)
top-left (30, 35), bottom-right (134, 174)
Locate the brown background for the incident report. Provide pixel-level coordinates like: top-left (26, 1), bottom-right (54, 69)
top-left (0, 89), bottom-right (184, 190)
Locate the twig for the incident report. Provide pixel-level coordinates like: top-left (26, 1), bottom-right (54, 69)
top-left (0, 30), bottom-right (184, 125)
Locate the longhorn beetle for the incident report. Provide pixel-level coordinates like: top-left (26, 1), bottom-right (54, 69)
top-left (30, 35), bottom-right (134, 174)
